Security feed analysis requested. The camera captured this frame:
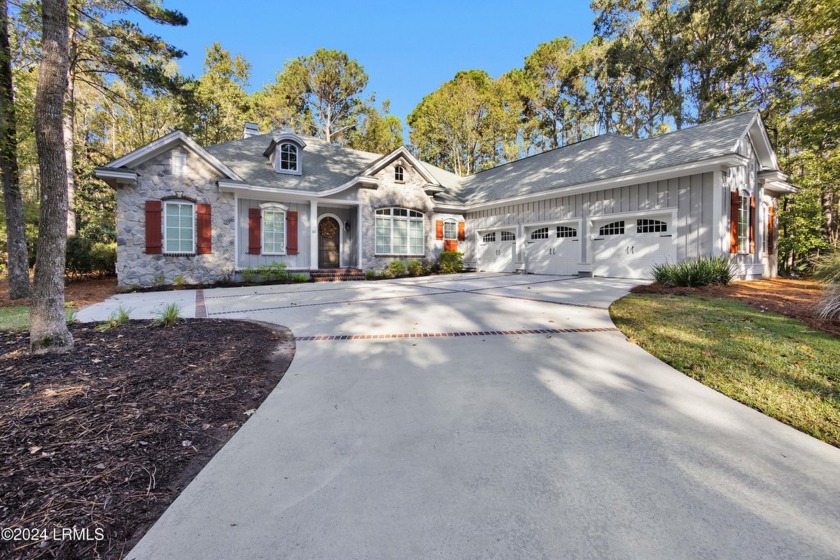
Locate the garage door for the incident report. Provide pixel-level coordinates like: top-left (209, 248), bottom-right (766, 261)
top-left (526, 225), bottom-right (579, 275)
top-left (593, 218), bottom-right (675, 279)
top-left (478, 231), bottom-right (516, 272)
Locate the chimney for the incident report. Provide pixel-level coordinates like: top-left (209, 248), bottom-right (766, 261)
top-left (243, 122), bottom-right (260, 139)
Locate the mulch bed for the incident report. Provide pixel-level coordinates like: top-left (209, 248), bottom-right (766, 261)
top-left (0, 277), bottom-right (118, 309)
top-left (631, 278), bottom-right (840, 338)
top-left (0, 319), bottom-right (295, 559)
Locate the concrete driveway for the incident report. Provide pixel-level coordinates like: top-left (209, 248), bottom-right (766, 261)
top-left (80, 274), bottom-right (840, 559)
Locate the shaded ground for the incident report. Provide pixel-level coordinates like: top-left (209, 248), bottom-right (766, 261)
top-left (0, 277), bottom-right (118, 309)
top-left (612, 294), bottom-right (840, 447)
top-left (0, 319), bottom-right (294, 559)
top-left (632, 278), bottom-right (840, 337)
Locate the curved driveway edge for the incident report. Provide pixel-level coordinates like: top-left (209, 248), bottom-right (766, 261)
top-left (92, 274), bottom-right (840, 559)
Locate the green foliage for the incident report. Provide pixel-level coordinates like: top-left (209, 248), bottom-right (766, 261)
top-left (438, 251), bottom-right (464, 274)
top-left (407, 259), bottom-right (423, 277)
top-left (153, 303), bottom-right (181, 327)
top-left (365, 269), bottom-right (377, 280)
top-left (240, 262), bottom-right (288, 283)
top-left (65, 309), bottom-right (78, 325)
top-left (151, 274), bottom-right (166, 287)
top-left (651, 257), bottom-right (735, 287)
top-left (95, 306), bottom-right (131, 332)
top-left (388, 260), bottom-right (406, 278)
top-left (65, 236), bottom-right (116, 277)
top-left (347, 101), bottom-right (404, 153)
top-left (290, 273), bottom-right (309, 283)
top-left (813, 252), bottom-right (840, 284)
top-left (173, 275), bottom-right (186, 286)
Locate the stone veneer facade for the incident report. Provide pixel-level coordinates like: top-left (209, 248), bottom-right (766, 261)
top-left (116, 148), bottom-right (236, 287)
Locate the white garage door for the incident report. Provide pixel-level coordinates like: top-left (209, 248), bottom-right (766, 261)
top-left (593, 218), bottom-right (675, 279)
top-left (526, 225), bottom-right (579, 275)
top-left (478, 231), bottom-right (517, 272)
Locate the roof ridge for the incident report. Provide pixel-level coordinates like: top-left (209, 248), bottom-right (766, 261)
top-left (467, 134), bottom-right (612, 178)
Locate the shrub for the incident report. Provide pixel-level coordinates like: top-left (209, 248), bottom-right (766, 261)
top-left (365, 269), bottom-right (377, 280)
top-left (173, 275), bottom-right (186, 287)
top-left (407, 260), bottom-right (423, 276)
top-left (813, 252), bottom-right (840, 284)
top-left (651, 256), bottom-right (735, 287)
top-left (813, 252), bottom-right (840, 322)
top-left (65, 236), bottom-right (116, 277)
top-left (388, 260), bottom-right (406, 277)
top-left (438, 251), bottom-right (464, 274)
top-left (95, 306), bottom-right (131, 332)
top-left (153, 303), bottom-right (181, 327)
top-left (290, 273), bottom-right (309, 283)
top-left (152, 274), bottom-right (166, 287)
top-left (241, 262), bottom-right (288, 283)
top-left (816, 287), bottom-right (840, 322)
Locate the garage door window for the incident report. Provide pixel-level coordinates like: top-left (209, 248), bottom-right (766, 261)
top-left (482, 232), bottom-right (496, 242)
top-left (637, 219), bottom-right (667, 233)
top-left (501, 231), bottom-right (516, 241)
top-left (530, 227), bottom-right (549, 240)
top-left (557, 226), bottom-right (577, 238)
top-left (599, 221), bottom-right (625, 236)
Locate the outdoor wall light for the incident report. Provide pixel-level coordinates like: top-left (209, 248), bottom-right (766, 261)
top-left (345, 221), bottom-right (351, 232)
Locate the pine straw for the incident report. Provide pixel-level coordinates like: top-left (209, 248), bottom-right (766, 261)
top-left (0, 319), bottom-right (293, 559)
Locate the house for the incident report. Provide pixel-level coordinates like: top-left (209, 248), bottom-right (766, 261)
top-left (95, 111), bottom-right (794, 287)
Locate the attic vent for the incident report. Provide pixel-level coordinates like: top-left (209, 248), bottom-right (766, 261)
top-left (243, 122), bottom-right (260, 139)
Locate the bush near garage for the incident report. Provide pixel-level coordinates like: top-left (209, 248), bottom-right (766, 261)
top-left (438, 251), bottom-right (463, 274)
top-left (651, 256), bottom-right (735, 287)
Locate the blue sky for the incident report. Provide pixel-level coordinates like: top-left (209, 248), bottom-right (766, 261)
top-left (146, 0), bottom-right (598, 127)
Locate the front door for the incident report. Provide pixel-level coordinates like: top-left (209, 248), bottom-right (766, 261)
top-left (318, 216), bottom-right (340, 268)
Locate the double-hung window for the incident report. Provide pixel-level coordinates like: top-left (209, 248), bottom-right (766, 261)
top-left (738, 195), bottom-right (749, 253)
top-left (262, 206), bottom-right (287, 255)
top-left (375, 208), bottom-right (424, 255)
top-left (164, 201), bottom-right (195, 254)
top-left (443, 220), bottom-right (458, 240)
top-left (279, 143), bottom-right (298, 172)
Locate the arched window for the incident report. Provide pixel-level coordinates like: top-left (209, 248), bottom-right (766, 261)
top-left (530, 227), bottom-right (549, 240)
top-left (599, 221), bottom-right (625, 236)
top-left (501, 231), bottom-right (516, 241)
top-left (557, 226), bottom-right (577, 238)
top-left (279, 143), bottom-right (298, 172)
top-left (375, 208), bottom-right (424, 255)
top-left (636, 219), bottom-right (667, 233)
top-left (261, 203), bottom-right (287, 255)
top-left (482, 232), bottom-right (496, 242)
top-left (395, 165), bottom-right (405, 182)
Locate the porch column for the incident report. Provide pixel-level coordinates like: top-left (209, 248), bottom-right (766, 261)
top-left (310, 200), bottom-right (318, 270)
top-left (357, 204), bottom-right (363, 269)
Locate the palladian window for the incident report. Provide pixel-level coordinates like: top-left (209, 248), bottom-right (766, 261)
top-left (375, 208), bottom-right (424, 255)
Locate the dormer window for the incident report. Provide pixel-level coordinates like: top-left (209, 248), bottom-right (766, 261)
top-left (395, 165), bottom-right (405, 183)
top-left (279, 143), bottom-right (298, 172)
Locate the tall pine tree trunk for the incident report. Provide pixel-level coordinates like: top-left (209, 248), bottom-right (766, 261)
top-left (0, 0), bottom-right (30, 299)
top-left (31, 0), bottom-right (72, 354)
top-left (63, 25), bottom-right (76, 236)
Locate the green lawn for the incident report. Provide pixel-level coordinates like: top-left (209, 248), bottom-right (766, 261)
top-left (610, 294), bottom-right (840, 447)
top-left (0, 306), bottom-right (76, 332)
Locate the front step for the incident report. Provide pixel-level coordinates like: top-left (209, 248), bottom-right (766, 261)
top-left (310, 268), bottom-right (366, 282)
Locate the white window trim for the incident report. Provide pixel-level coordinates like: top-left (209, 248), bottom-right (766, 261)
top-left (395, 165), bottom-right (405, 183)
top-left (375, 207), bottom-right (425, 256)
top-left (443, 219), bottom-right (458, 240)
top-left (738, 194), bottom-right (750, 254)
top-left (276, 143), bottom-right (302, 175)
top-left (261, 203), bottom-right (288, 256)
top-left (163, 200), bottom-right (196, 255)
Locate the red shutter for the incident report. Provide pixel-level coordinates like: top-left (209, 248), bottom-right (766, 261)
top-left (767, 206), bottom-right (776, 254)
top-left (145, 200), bottom-right (162, 254)
top-left (286, 211), bottom-right (298, 255)
top-left (248, 208), bottom-right (261, 255)
top-left (435, 219), bottom-right (444, 240)
top-left (196, 203), bottom-right (212, 254)
top-left (457, 221), bottom-right (466, 241)
top-left (749, 196), bottom-right (756, 254)
top-left (730, 191), bottom-right (739, 253)
top-left (444, 240), bottom-right (458, 252)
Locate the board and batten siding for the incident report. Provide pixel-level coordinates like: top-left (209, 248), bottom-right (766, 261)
top-left (465, 172), bottom-right (714, 265)
top-left (237, 199), bottom-right (310, 270)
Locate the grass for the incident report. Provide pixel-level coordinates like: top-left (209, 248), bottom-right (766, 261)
top-left (153, 303), bottom-right (181, 327)
top-left (610, 294), bottom-right (840, 447)
top-left (0, 305), bottom-right (77, 332)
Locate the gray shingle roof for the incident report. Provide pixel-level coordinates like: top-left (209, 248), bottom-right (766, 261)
top-left (201, 111), bottom-right (757, 205)
top-left (451, 111), bottom-right (757, 205)
top-left (204, 133), bottom-right (382, 192)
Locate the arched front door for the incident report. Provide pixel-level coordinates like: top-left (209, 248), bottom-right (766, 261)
top-left (318, 216), bottom-right (340, 268)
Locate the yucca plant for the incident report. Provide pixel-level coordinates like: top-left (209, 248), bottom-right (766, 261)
top-left (651, 256), bottom-right (736, 287)
top-left (813, 252), bottom-right (840, 321)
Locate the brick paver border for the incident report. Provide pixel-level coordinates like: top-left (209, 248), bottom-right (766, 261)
top-left (295, 327), bottom-right (619, 342)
